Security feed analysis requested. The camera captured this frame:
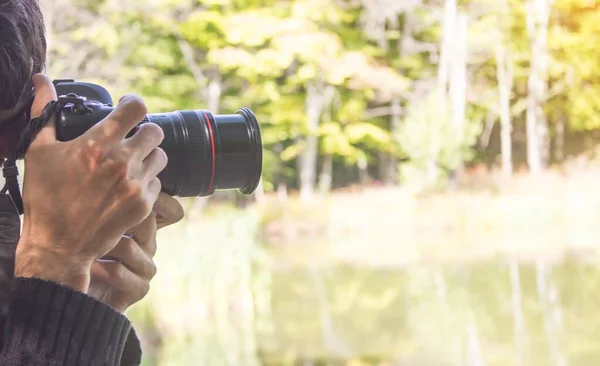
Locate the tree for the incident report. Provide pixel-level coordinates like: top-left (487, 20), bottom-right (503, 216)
top-left (496, 0), bottom-right (515, 177)
top-left (525, 0), bottom-right (555, 174)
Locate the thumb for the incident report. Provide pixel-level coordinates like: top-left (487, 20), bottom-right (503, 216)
top-left (30, 74), bottom-right (58, 146)
top-left (31, 74), bottom-right (57, 118)
top-left (154, 192), bottom-right (184, 229)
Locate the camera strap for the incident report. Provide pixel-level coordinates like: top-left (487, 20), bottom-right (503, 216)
top-left (1, 100), bottom-right (61, 215)
top-left (0, 101), bottom-right (61, 334)
top-left (0, 188), bottom-right (19, 325)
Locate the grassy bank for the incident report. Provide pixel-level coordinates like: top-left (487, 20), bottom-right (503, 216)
top-left (263, 168), bottom-right (600, 267)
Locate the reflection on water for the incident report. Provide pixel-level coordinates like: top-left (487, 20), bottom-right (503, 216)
top-left (142, 210), bottom-right (600, 366)
top-left (259, 256), bottom-right (600, 366)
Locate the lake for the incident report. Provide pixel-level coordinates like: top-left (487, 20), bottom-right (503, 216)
top-left (136, 191), bottom-right (600, 366)
top-left (258, 255), bottom-right (600, 365)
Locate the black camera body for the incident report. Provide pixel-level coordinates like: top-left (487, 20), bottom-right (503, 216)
top-left (53, 80), bottom-right (262, 198)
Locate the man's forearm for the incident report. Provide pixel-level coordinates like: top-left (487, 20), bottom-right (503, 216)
top-left (15, 238), bottom-right (92, 293)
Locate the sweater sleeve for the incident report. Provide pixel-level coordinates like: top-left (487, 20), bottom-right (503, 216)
top-left (120, 326), bottom-right (142, 366)
top-left (0, 277), bottom-right (140, 366)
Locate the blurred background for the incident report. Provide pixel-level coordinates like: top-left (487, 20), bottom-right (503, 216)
top-left (39, 0), bottom-right (600, 364)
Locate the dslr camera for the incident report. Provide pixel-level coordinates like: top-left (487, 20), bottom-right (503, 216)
top-left (53, 79), bottom-right (263, 197)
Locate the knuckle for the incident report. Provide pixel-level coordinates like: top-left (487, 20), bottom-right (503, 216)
top-left (149, 261), bottom-right (158, 278)
top-left (121, 180), bottom-right (155, 220)
top-left (152, 178), bottom-right (162, 197)
top-left (157, 147), bottom-right (168, 163)
top-left (155, 148), bottom-right (168, 170)
top-left (125, 180), bottom-right (143, 199)
top-left (150, 177), bottom-right (162, 192)
top-left (82, 140), bottom-right (107, 164)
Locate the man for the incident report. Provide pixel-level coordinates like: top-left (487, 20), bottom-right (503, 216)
top-left (0, 0), bottom-right (184, 365)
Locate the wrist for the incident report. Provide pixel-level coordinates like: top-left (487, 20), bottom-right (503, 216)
top-left (15, 239), bottom-right (92, 293)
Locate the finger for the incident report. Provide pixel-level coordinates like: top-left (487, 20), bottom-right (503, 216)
top-left (146, 177), bottom-right (162, 209)
top-left (91, 261), bottom-right (150, 300)
top-left (31, 74), bottom-right (57, 118)
top-left (124, 123), bottom-right (165, 161)
top-left (127, 212), bottom-right (157, 255)
top-left (102, 236), bottom-right (157, 279)
top-left (141, 147), bottom-right (168, 182)
top-left (30, 74), bottom-right (58, 146)
top-left (154, 192), bottom-right (184, 229)
top-left (88, 94), bottom-right (147, 142)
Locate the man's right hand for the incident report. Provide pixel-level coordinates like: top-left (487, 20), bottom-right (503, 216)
top-left (15, 74), bottom-right (168, 292)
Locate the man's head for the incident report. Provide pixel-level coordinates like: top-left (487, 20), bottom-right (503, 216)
top-left (0, 0), bottom-right (47, 124)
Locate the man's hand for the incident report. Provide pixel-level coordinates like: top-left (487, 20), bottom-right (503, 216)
top-left (88, 193), bottom-right (184, 312)
top-left (16, 74), bottom-right (167, 292)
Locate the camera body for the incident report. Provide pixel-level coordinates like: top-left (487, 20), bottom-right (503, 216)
top-left (54, 80), bottom-right (119, 141)
top-left (52, 79), bottom-right (263, 198)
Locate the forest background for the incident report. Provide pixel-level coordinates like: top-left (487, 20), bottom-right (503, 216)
top-left (40, 0), bottom-right (600, 365)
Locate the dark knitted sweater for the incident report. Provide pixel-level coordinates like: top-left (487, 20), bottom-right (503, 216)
top-left (0, 193), bottom-right (143, 365)
top-left (0, 277), bottom-right (142, 365)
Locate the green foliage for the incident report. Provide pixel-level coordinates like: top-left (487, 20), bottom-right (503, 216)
top-left (47, 0), bottom-right (600, 191)
top-left (397, 89), bottom-right (481, 186)
top-left (548, 0), bottom-right (600, 130)
top-left (42, 1), bottom-right (600, 364)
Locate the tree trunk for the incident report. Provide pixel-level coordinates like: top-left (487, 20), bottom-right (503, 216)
top-left (177, 38), bottom-right (206, 97)
top-left (206, 72), bottom-right (222, 113)
top-left (438, 0), bottom-right (457, 92)
top-left (382, 14), bottom-right (414, 186)
top-left (526, 0), bottom-right (554, 174)
top-left (450, 12), bottom-right (468, 175)
top-left (377, 152), bottom-right (389, 183)
top-left (526, 83), bottom-right (541, 173)
top-left (273, 142), bottom-right (287, 201)
top-left (479, 111), bottom-right (497, 150)
top-left (496, 42), bottom-right (513, 177)
top-left (318, 154), bottom-right (333, 194)
top-left (554, 116), bottom-right (565, 163)
top-left (300, 82), bottom-right (323, 202)
top-left (426, 159), bottom-right (439, 186)
top-left (300, 81), bottom-right (334, 201)
top-left (387, 96), bottom-right (402, 184)
top-left (427, 0), bottom-right (458, 186)
top-left (358, 157), bottom-right (369, 185)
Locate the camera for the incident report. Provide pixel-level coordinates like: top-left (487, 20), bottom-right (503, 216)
top-left (52, 80), bottom-right (263, 198)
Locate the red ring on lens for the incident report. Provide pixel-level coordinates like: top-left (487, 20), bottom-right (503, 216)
top-left (202, 111), bottom-right (216, 193)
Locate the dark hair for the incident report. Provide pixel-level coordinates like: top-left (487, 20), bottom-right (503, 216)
top-left (0, 0), bottom-right (46, 113)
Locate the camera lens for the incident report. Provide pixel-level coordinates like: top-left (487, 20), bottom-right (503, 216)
top-left (147, 108), bottom-right (263, 197)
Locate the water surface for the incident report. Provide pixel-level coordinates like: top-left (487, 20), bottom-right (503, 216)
top-left (260, 256), bottom-right (600, 365)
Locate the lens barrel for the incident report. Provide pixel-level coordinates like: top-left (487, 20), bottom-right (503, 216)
top-left (147, 108), bottom-right (262, 197)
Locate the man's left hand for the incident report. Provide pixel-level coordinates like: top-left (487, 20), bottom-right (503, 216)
top-left (88, 192), bottom-right (184, 313)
